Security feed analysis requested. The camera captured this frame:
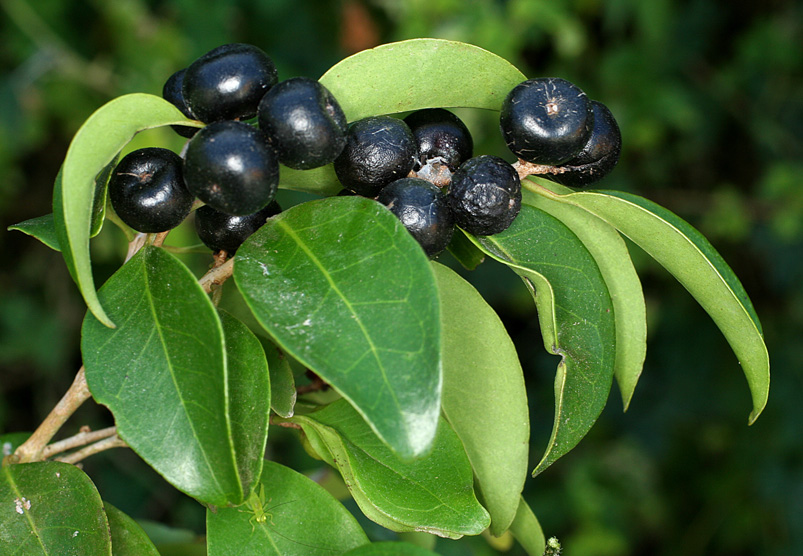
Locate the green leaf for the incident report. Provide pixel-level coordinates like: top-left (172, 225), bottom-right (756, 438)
top-left (432, 262), bottom-right (529, 535)
top-left (446, 229), bottom-right (486, 271)
top-left (536, 186), bottom-right (770, 424)
top-left (319, 38), bottom-right (526, 121)
top-left (206, 461), bottom-right (369, 556)
top-left (54, 93), bottom-right (203, 328)
top-left (508, 497), bottom-right (546, 556)
top-left (234, 196), bottom-right (441, 459)
top-left (523, 182), bottom-right (647, 410)
top-left (279, 164), bottom-right (342, 197)
top-left (0, 461), bottom-right (111, 555)
top-left (8, 214), bottom-right (61, 251)
top-left (342, 542), bottom-right (441, 556)
top-left (289, 399), bottom-right (491, 539)
top-left (81, 246), bottom-right (243, 506)
top-left (104, 503), bottom-right (160, 556)
top-left (264, 342), bottom-right (297, 418)
top-left (219, 310), bottom-right (270, 497)
top-left (470, 204), bottom-right (616, 476)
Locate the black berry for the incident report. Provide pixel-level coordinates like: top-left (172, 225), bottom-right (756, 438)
top-left (377, 178), bottom-right (454, 257)
top-left (182, 43), bottom-right (278, 123)
top-left (500, 77), bottom-right (593, 166)
top-left (404, 108), bottom-right (473, 172)
top-left (542, 100), bottom-right (622, 188)
top-left (333, 116), bottom-right (417, 197)
top-left (448, 155), bottom-right (521, 236)
top-left (162, 68), bottom-right (198, 138)
top-left (195, 200), bottom-right (282, 254)
top-left (257, 77), bottom-right (347, 170)
top-left (183, 120), bottom-right (279, 216)
top-left (108, 147), bottom-right (193, 233)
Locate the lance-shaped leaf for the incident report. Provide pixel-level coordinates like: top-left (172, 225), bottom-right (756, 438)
top-left (289, 399), bottom-right (490, 539)
top-left (509, 497), bottom-right (546, 556)
top-left (206, 461), bottom-right (369, 556)
top-left (533, 186), bottom-right (770, 423)
top-left (81, 246), bottom-right (243, 506)
top-left (54, 93), bottom-right (203, 328)
top-left (264, 341), bottom-right (296, 418)
top-left (234, 196), bottom-right (441, 459)
top-left (8, 214), bottom-right (61, 251)
top-left (0, 461), bottom-right (111, 555)
top-left (522, 183), bottom-right (647, 410)
top-left (433, 262), bottom-right (529, 535)
top-left (470, 205), bottom-right (616, 476)
top-left (104, 503), bottom-right (160, 556)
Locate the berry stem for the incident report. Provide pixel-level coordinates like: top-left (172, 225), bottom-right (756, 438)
top-left (199, 257), bottom-right (234, 294)
top-left (513, 159), bottom-right (569, 181)
top-left (9, 366), bottom-right (92, 464)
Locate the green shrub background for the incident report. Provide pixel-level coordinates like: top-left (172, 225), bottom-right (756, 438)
top-left (1, 1), bottom-right (800, 554)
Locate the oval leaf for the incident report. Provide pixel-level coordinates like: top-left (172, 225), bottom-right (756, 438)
top-left (523, 183), bottom-right (647, 410)
top-left (290, 399), bottom-right (490, 539)
top-left (219, 311), bottom-right (270, 496)
top-left (0, 461), bottom-right (111, 555)
top-left (433, 262), bottom-right (529, 535)
top-left (81, 246), bottom-right (243, 506)
top-left (234, 196), bottom-right (441, 459)
top-left (104, 503), bottom-right (160, 556)
top-left (206, 461), bottom-right (369, 556)
top-left (264, 342), bottom-right (297, 418)
top-left (470, 204), bottom-right (616, 476)
top-left (540, 187), bottom-right (770, 423)
top-left (55, 93), bottom-right (203, 328)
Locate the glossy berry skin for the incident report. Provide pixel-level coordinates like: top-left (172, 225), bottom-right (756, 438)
top-left (377, 178), bottom-right (454, 257)
top-left (448, 155), bottom-right (521, 236)
top-left (257, 77), bottom-right (347, 170)
top-left (333, 116), bottom-right (417, 197)
top-left (500, 77), bottom-right (593, 166)
top-left (182, 43), bottom-right (278, 123)
top-left (183, 120), bottom-right (279, 216)
top-left (195, 200), bottom-right (281, 254)
top-left (162, 68), bottom-right (198, 138)
top-left (404, 108), bottom-right (473, 171)
top-left (544, 100), bottom-right (622, 187)
top-left (108, 147), bottom-right (194, 233)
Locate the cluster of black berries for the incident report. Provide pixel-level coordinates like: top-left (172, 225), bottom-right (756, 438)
top-left (108, 43), bottom-right (621, 259)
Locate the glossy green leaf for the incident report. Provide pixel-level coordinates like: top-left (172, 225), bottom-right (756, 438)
top-left (342, 542), bottom-right (441, 556)
top-left (535, 186), bottom-right (770, 423)
top-left (104, 503), bottom-right (160, 556)
top-left (290, 399), bottom-right (491, 539)
top-left (433, 262), bottom-right (529, 535)
top-left (508, 497), bottom-right (546, 556)
top-left (54, 93), bottom-right (203, 328)
top-left (470, 205), bottom-right (616, 476)
top-left (234, 196), bottom-right (441, 459)
top-left (523, 182), bottom-right (647, 410)
top-left (264, 342), bottom-right (296, 418)
top-left (219, 311), bottom-right (270, 496)
top-left (278, 164), bottom-right (342, 197)
top-left (446, 229), bottom-right (486, 271)
top-left (0, 461), bottom-right (111, 555)
top-left (8, 214), bottom-right (61, 251)
top-left (206, 461), bottom-right (369, 556)
top-left (81, 246), bottom-right (243, 506)
top-left (319, 38), bottom-right (526, 121)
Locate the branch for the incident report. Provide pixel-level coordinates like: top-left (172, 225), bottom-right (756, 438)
top-left (54, 435), bottom-right (128, 465)
top-left (41, 426), bottom-right (117, 459)
top-left (12, 367), bottom-right (92, 463)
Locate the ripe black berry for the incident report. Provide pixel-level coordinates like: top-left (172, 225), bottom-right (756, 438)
top-left (108, 147), bottom-right (193, 233)
top-left (195, 200), bottom-right (282, 254)
top-left (377, 178), bottom-right (454, 257)
top-left (500, 77), bottom-right (593, 166)
top-left (333, 116), bottom-right (417, 197)
top-left (162, 68), bottom-right (198, 138)
top-left (404, 108), bottom-right (473, 172)
top-left (182, 43), bottom-right (278, 123)
top-left (543, 100), bottom-right (622, 188)
top-left (257, 77), bottom-right (347, 170)
top-left (183, 120), bottom-right (279, 216)
top-left (448, 155), bottom-right (521, 236)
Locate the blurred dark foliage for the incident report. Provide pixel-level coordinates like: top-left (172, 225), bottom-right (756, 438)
top-left (0, 1), bottom-right (800, 555)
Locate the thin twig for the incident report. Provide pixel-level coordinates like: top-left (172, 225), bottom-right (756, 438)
top-left (12, 367), bottom-right (92, 463)
top-left (512, 159), bottom-right (568, 181)
top-left (269, 418), bottom-right (301, 430)
top-left (199, 257), bottom-right (235, 294)
top-left (54, 435), bottom-right (128, 465)
top-left (41, 426), bottom-right (117, 459)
